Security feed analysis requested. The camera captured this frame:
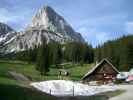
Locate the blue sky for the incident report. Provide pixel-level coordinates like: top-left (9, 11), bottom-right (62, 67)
top-left (0, 0), bottom-right (133, 47)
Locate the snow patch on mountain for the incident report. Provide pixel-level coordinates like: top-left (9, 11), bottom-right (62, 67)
top-left (0, 36), bottom-right (6, 42)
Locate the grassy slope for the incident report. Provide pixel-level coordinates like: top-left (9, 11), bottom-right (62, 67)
top-left (0, 60), bottom-right (94, 81)
top-left (0, 60), bottom-right (95, 100)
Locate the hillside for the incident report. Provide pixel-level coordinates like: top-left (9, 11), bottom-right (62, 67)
top-left (0, 60), bottom-right (58, 100)
top-left (0, 22), bottom-right (16, 47)
top-left (95, 35), bottom-right (133, 71)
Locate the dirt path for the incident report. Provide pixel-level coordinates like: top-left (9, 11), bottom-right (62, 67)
top-left (9, 71), bottom-right (30, 81)
top-left (109, 85), bottom-right (133, 100)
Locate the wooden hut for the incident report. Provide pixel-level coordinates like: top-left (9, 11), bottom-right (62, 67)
top-left (82, 59), bottom-right (119, 84)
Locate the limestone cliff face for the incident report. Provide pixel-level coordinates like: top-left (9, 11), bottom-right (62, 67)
top-left (30, 6), bottom-right (85, 43)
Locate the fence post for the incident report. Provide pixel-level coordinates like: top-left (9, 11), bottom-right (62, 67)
top-left (73, 85), bottom-right (74, 96)
top-left (50, 89), bottom-right (51, 95)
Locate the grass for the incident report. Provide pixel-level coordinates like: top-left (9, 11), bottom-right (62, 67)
top-left (0, 60), bottom-right (94, 81)
top-left (0, 60), bottom-right (109, 100)
top-left (0, 60), bottom-right (59, 100)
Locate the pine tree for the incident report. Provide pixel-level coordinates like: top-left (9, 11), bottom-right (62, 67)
top-left (49, 42), bottom-right (62, 67)
top-left (36, 39), bottom-right (50, 75)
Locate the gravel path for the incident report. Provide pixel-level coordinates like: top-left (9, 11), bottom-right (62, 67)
top-left (110, 85), bottom-right (133, 100)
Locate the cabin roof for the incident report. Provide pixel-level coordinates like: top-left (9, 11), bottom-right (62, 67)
top-left (82, 59), bottom-right (119, 80)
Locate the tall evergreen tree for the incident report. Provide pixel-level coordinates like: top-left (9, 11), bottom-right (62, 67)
top-left (36, 39), bottom-right (50, 75)
top-left (49, 42), bottom-right (62, 66)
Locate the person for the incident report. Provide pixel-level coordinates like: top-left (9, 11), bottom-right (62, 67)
top-left (58, 70), bottom-right (62, 79)
top-left (65, 71), bottom-right (69, 76)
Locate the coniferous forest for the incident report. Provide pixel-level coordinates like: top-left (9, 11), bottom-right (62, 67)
top-left (13, 41), bottom-right (94, 75)
top-left (95, 35), bottom-right (133, 71)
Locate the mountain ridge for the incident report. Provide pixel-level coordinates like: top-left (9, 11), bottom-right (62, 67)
top-left (0, 5), bottom-right (85, 53)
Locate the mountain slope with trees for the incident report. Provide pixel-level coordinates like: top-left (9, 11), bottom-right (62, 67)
top-left (14, 41), bottom-right (94, 75)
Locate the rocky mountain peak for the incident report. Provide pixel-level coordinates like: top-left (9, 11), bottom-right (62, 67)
top-left (30, 5), bottom-right (75, 34)
top-left (43, 5), bottom-right (56, 14)
top-left (0, 22), bottom-right (14, 36)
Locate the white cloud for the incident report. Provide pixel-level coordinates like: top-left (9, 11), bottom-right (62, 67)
top-left (0, 8), bottom-right (33, 31)
top-left (74, 13), bottom-right (127, 47)
top-left (0, 8), bottom-right (19, 23)
top-left (74, 13), bottom-right (127, 29)
top-left (78, 26), bottom-right (111, 47)
top-left (125, 21), bottom-right (133, 34)
top-left (77, 27), bottom-right (88, 34)
top-left (95, 32), bottom-right (110, 43)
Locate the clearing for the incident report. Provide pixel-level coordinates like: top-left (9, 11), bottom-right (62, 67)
top-left (0, 60), bottom-right (109, 100)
